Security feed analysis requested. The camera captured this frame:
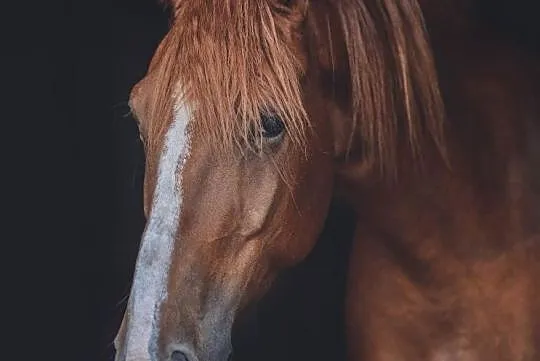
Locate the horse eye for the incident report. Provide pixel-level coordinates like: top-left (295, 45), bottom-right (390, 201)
top-left (260, 112), bottom-right (285, 139)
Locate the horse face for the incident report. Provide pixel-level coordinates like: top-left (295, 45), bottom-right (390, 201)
top-left (114, 1), bottom-right (336, 361)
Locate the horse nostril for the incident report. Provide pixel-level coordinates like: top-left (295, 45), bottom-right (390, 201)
top-left (170, 350), bottom-right (189, 361)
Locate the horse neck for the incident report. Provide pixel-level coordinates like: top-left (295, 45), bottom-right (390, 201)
top-left (338, 18), bottom-right (540, 258)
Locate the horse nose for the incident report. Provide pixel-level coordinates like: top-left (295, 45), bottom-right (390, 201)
top-left (170, 350), bottom-right (190, 361)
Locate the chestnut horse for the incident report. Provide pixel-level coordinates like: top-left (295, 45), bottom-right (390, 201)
top-left (114, 0), bottom-right (540, 360)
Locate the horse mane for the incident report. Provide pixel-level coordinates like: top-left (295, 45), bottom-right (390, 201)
top-left (329, 0), bottom-right (447, 173)
top-left (145, 0), bottom-right (447, 174)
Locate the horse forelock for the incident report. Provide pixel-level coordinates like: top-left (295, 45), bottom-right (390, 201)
top-left (144, 0), bottom-right (448, 175)
top-left (144, 0), bottom-right (309, 159)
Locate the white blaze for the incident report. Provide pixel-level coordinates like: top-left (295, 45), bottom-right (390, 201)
top-left (120, 103), bottom-right (191, 361)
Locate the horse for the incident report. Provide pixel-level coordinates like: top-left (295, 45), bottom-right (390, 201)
top-left (114, 0), bottom-right (540, 360)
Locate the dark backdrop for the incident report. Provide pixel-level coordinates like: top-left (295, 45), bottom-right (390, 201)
top-left (79, 1), bottom-right (540, 361)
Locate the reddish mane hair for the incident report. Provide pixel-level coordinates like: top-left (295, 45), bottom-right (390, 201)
top-left (142, 0), bottom-right (447, 175)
